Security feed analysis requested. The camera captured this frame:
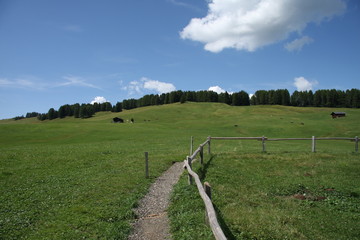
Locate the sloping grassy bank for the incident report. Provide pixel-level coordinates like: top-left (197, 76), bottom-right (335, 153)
top-left (168, 104), bottom-right (360, 240)
top-left (1, 103), bottom-right (359, 239)
top-left (1, 106), bottom-right (192, 239)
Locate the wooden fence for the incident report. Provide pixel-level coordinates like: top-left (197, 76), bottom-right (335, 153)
top-left (210, 136), bottom-right (359, 153)
top-left (183, 137), bottom-right (227, 240)
top-left (182, 135), bottom-right (358, 240)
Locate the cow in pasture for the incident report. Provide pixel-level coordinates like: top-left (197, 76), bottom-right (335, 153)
top-left (113, 117), bottom-right (124, 123)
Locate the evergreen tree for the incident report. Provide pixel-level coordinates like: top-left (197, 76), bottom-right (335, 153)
top-left (239, 91), bottom-right (250, 105)
top-left (208, 91), bottom-right (219, 102)
top-left (185, 91), bottom-right (196, 102)
top-left (37, 113), bottom-right (47, 121)
top-left (180, 94), bottom-right (186, 104)
top-left (73, 103), bottom-right (80, 118)
top-left (58, 105), bottom-right (66, 118)
top-left (79, 104), bottom-right (94, 118)
top-left (159, 93), bottom-right (166, 104)
top-left (346, 88), bottom-right (360, 108)
top-left (112, 102), bottom-right (122, 112)
top-left (232, 92), bottom-right (241, 106)
top-left (250, 95), bottom-right (256, 105)
top-left (26, 112), bottom-right (40, 118)
top-left (48, 108), bottom-right (57, 120)
top-left (224, 92), bottom-right (231, 105)
top-left (313, 90), bottom-right (322, 107)
top-left (254, 90), bottom-right (268, 105)
top-left (105, 102), bottom-right (112, 111)
top-left (93, 103), bottom-right (100, 112)
top-left (164, 93), bottom-right (170, 104)
top-left (268, 90), bottom-right (275, 104)
top-left (307, 90), bottom-right (314, 106)
top-left (100, 102), bottom-right (107, 111)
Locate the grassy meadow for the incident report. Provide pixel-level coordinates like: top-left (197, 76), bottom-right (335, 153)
top-left (1, 102), bottom-right (359, 239)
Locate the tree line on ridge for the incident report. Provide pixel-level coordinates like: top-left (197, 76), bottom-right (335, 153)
top-left (13, 88), bottom-right (360, 121)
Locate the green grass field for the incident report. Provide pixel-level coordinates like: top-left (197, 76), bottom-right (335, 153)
top-left (1, 103), bottom-right (359, 239)
top-left (175, 151), bottom-right (360, 240)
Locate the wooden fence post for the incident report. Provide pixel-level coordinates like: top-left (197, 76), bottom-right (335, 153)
top-left (312, 136), bottom-right (316, 153)
top-left (262, 136), bottom-right (266, 152)
top-left (187, 156), bottom-right (193, 185)
top-left (190, 136), bottom-right (194, 156)
top-left (207, 136), bottom-right (211, 154)
top-left (355, 136), bottom-right (359, 153)
top-left (204, 182), bottom-right (212, 225)
top-left (145, 152), bottom-right (149, 178)
top-left (200, 145), bottom-right (204, 165)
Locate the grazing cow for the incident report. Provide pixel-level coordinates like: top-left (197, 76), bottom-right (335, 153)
top-left (113, 117), bottom-right (124, 123)
top-left (330, 112), bottom-right (346, 119)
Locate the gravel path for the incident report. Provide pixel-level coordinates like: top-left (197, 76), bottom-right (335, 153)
top-left (128, 162), bottom-right (184, 240)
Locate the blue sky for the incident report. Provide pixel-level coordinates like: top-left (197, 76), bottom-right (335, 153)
top-left (0, 0), bottom-right (359, 119)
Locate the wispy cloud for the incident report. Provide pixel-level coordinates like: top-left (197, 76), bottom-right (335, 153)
top-left (57, 76), bottom-right (102, 89)
top-left (0, 78), bottom-right (12, 86)
top-left (181, 0), bottom-right (346, 53)
top-left (121, 80), bottom-right (143, 95)
top-left (285, 36), bottom-right (314, 52)
top-left (0, 76), bottom-right (45, 90)
top-left (167, 0), bottom-right (203, 12)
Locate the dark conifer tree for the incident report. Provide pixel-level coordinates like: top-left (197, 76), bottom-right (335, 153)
top-left (48, 108), bottom-right (57, 120)
top-left (232, 92), bottom-right (241, 106)
top-left (164, 93), bottom-right (170, 104)
top-left (112, 102), bottom-right (122, 112)
top-left (73, 103), bottom-right (80, 118)
top-left (250, 95), bottom-right (256, 105)
top-left (58, 105), bottom-right (66, 118)
top-left (239, 91), bottom-right (250, 105)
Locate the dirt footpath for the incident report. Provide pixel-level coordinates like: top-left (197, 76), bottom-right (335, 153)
top-left (128, 162), bottom-right (184, 240)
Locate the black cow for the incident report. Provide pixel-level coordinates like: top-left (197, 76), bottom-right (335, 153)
top-left (330, 112), bottom-right (346, 119)
top-left (113, 117), bottom-right (124, 123)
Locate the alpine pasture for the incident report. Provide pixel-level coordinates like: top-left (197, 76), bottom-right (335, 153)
top-left (1, 102), bottom-right (359, 239)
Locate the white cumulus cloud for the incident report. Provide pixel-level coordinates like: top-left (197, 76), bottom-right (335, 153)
top-left (91, 96), bottom-right (107, 104)
top-left (285, 36), bottom-right (314, 52)
top-left (122, 81), bottom-right (143, 95)
top-left (208, 86), bottom-right (225, 94)
top-left (122, 77), bottom-right (176, 95)
top-left (142, 77), bottom-right (176, 94)
top-left (180, 0), bottom-right (346, 53)
top-left (293, 77), bottom-right (318, 91)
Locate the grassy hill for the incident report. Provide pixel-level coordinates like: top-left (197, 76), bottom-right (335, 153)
top-left (1, 103), bottom-right (359, 239)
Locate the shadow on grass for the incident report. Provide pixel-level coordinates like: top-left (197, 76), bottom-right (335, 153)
top-left (196, 154), bottom-right (237, 239)
top-left (214, 205), bottom-right (237, 240)
top-left (197, 154), bottom-right (215, 181)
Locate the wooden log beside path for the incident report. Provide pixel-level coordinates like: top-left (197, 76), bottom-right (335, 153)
top-left (184, 159), bottom-right (227, 240)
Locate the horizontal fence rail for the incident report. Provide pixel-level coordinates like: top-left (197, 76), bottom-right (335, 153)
top-left (210, 136), bottom-right (359, 153)
top-left (210, 137), bottom-right (266, 140)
